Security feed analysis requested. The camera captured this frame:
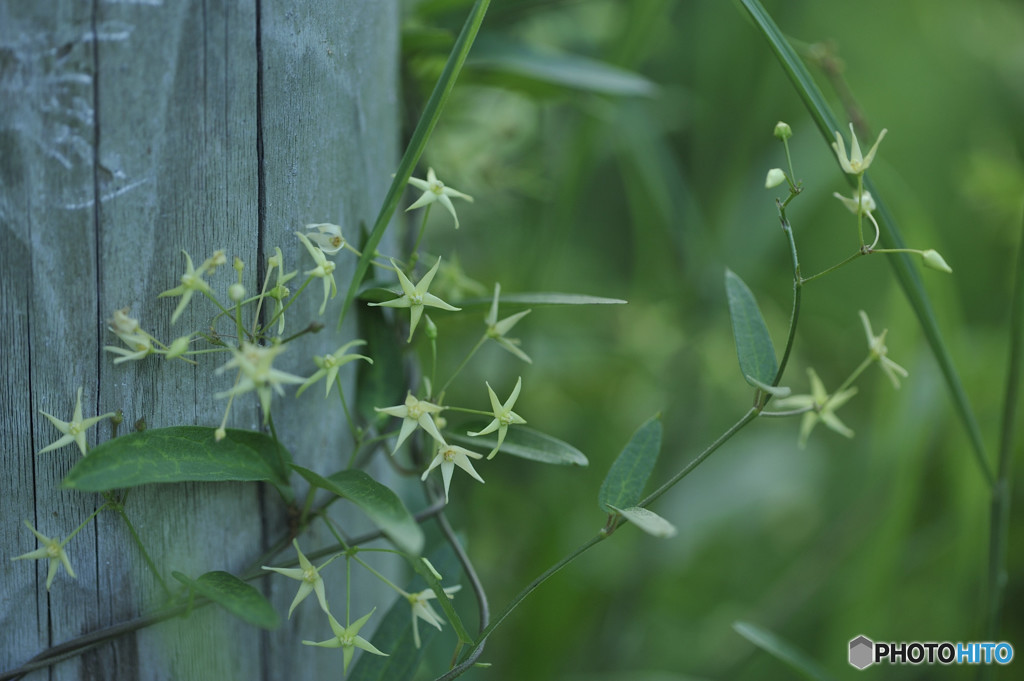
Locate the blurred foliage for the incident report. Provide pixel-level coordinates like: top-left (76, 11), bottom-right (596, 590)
top-left (397, 0), bottom-right (1024, 678)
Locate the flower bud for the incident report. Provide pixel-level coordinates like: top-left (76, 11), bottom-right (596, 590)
top-left (233, 256), bottom-right (244, 273)
top-left (166, 335), bottom-right (191, 360)
top-left (424, 314), bottom-right (438, 340)
top-left (215, 427), bottom-right (227, 442)
top-left (774, 121), bottom-right (792, 140)
top-left (765, 168), bottom-right (787, 189)
top-left (921, 249), bottom-right (952, 274)
top-left (228, 283), bottom-right (246, 302)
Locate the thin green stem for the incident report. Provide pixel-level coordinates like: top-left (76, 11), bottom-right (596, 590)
top-left (437, 335), bottom-right (487, 397)
top-left (438, 533), bottom-right (607, 681)
top-left (265, 275), bottom-right (314, 332)
top-left (800, 251), bottom-right (863, 285)
top-left (774, 199), bottom-right (802, 389)
top-left (638, 408), bottom-right (759, 509)
top-left (114, 505), bottom-right (172, 599)
top-left (409, 205), bottom-right (432, 272)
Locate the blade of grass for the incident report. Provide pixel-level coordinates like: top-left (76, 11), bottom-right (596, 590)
top-left (983, 208), bottom-right (1024, 654)
top-left (338, 0), bottom-right (492, 330)
top-left (734, 622), bottom-right (839, 681)
top-left (738, 0), bottom-right (993, 488)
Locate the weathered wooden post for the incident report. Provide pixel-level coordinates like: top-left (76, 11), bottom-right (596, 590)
top-left (1, 0), bottom-right (399, 677)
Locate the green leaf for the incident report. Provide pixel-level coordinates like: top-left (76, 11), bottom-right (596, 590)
top-left (725, 268), bottom-right (778, 387)
top-left (739, 0), bottom-right (993, 486)
top-left (172, 570), bottom-right (279, 631)
top-left (608, 504), bottom-right (677, 538)
top-left (598, 414), bottom-right (662, 513)
top-left (467, 36), bottom-right (657, 97)
top-left (348, 546), bottom-right (461, 681)
top-left (292, 466), bottom-right (424, 556)
top-left (62, 427), bottom-right (293, 500)
top-left (733, 621), bottom-right (839, 681)
top-left (454, 292), bottom-right (627, 308)
top-left (448, 424), bottom-right (588, 466)
top-left (338, 0), bottom-right (492, 329)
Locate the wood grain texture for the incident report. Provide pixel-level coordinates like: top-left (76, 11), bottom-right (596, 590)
top-left (0, 0), bottom-right (399, 678)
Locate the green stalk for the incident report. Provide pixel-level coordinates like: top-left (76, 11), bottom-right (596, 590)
top-left (982, 211), bottom-right (1024, 654)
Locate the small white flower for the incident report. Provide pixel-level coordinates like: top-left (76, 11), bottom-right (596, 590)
top-left (158, 250), bottom-right (218, 324)
top-left (261, 539), bottom-right (334, 618)
top-left (215, 342), bottom-right (306, 423)
top-left (774, 368), bottom-right (858, 448)
top-left (833, 189), bottom-right (876, 216)
top-left (296, 340), bottom-right (373, 398)
top-left (303, 609), bottom-right (388, 673)
top-left (832, 123), bottom-right (887, 176)
top-left (375, 393), bottom-right (447, 454)
top-left (484, 283), bottom-right (532, 364)
top-left (468, 377), bottom-right (527, 459)
top-left (859, 311), bottom-right (909, 389)
top-left (38, 387), bottom-right (117, 456)
top-left (296, 232), bottom-right (337, 315)
top-left (368, 258), bottom-right (461, 342)
top-left (304, 223), bottom-right (347, 255)
top-left (11, 520), bottom-right (76, 591)
top-left (421, 443), bottom-right (485, 502)
top-left (407, 585), bottom-right (462, 648)
top-left (406, 168), bottom-right (474, 228)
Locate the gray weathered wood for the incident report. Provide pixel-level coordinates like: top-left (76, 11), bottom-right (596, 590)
top-left (0, 0), bottom-right (399, 678)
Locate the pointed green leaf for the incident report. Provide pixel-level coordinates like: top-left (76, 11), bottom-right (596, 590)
top-left (733, 621), bottom-right (838, 681)
top-left (725, 268), bottom-right (778, 387)
top-left (454, 292), bottom-right (627, 308)
top-left (468, 37), bottom-right (657, 97)
top-left (448, 424), bottom-right (588, 466)
top-left (62, 427), bottom-right (293, 501)
top-left (172, 570), bottom-right (279, 631)
top-left (739, 0), bottom-right (992, 485)
top-left (292, 465), bottom-right (424, 556)
top-left (609, 505), bottom-right (677, 538)
top-left (598, 414), bottom-right (662, 513)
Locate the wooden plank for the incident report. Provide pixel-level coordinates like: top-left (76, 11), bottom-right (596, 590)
top-left (258, 1), bottom-right (401, 677)
top-left (0, 0), bottom-right (399, 678)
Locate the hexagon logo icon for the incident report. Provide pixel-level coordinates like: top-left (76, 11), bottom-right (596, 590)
top-left (849, 635), bottom-right (874, 669)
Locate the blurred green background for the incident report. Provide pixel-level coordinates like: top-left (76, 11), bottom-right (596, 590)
top-left (394, 0), bottom-right (1024, 678)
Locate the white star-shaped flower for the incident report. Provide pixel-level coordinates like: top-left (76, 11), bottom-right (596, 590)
top-left (421, 444), bottom-right (485, 502)
top-left (406, 168), bottom-right (474, 228)
top-left (368, 258), bottom-right (461, 342)
top-left (38, 387), bottom-right (116, 456)
top-left (468, 377), bottom-right (527, 459)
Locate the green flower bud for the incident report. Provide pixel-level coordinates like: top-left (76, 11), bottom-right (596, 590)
top-left (765, 168), bottom-right (786, 189)
top-left (233, 256), bottom-right (244, 273)
top-left (424, 314), bottom-right (438, 340)
top-left (166, 335), bottom-right (191, 360)
top-left (774, 121), bottom-right (792, 140)
top-left (228, 283), bottom-right (245, 302)
top-left (921, 249), bottom-right (952, 273)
